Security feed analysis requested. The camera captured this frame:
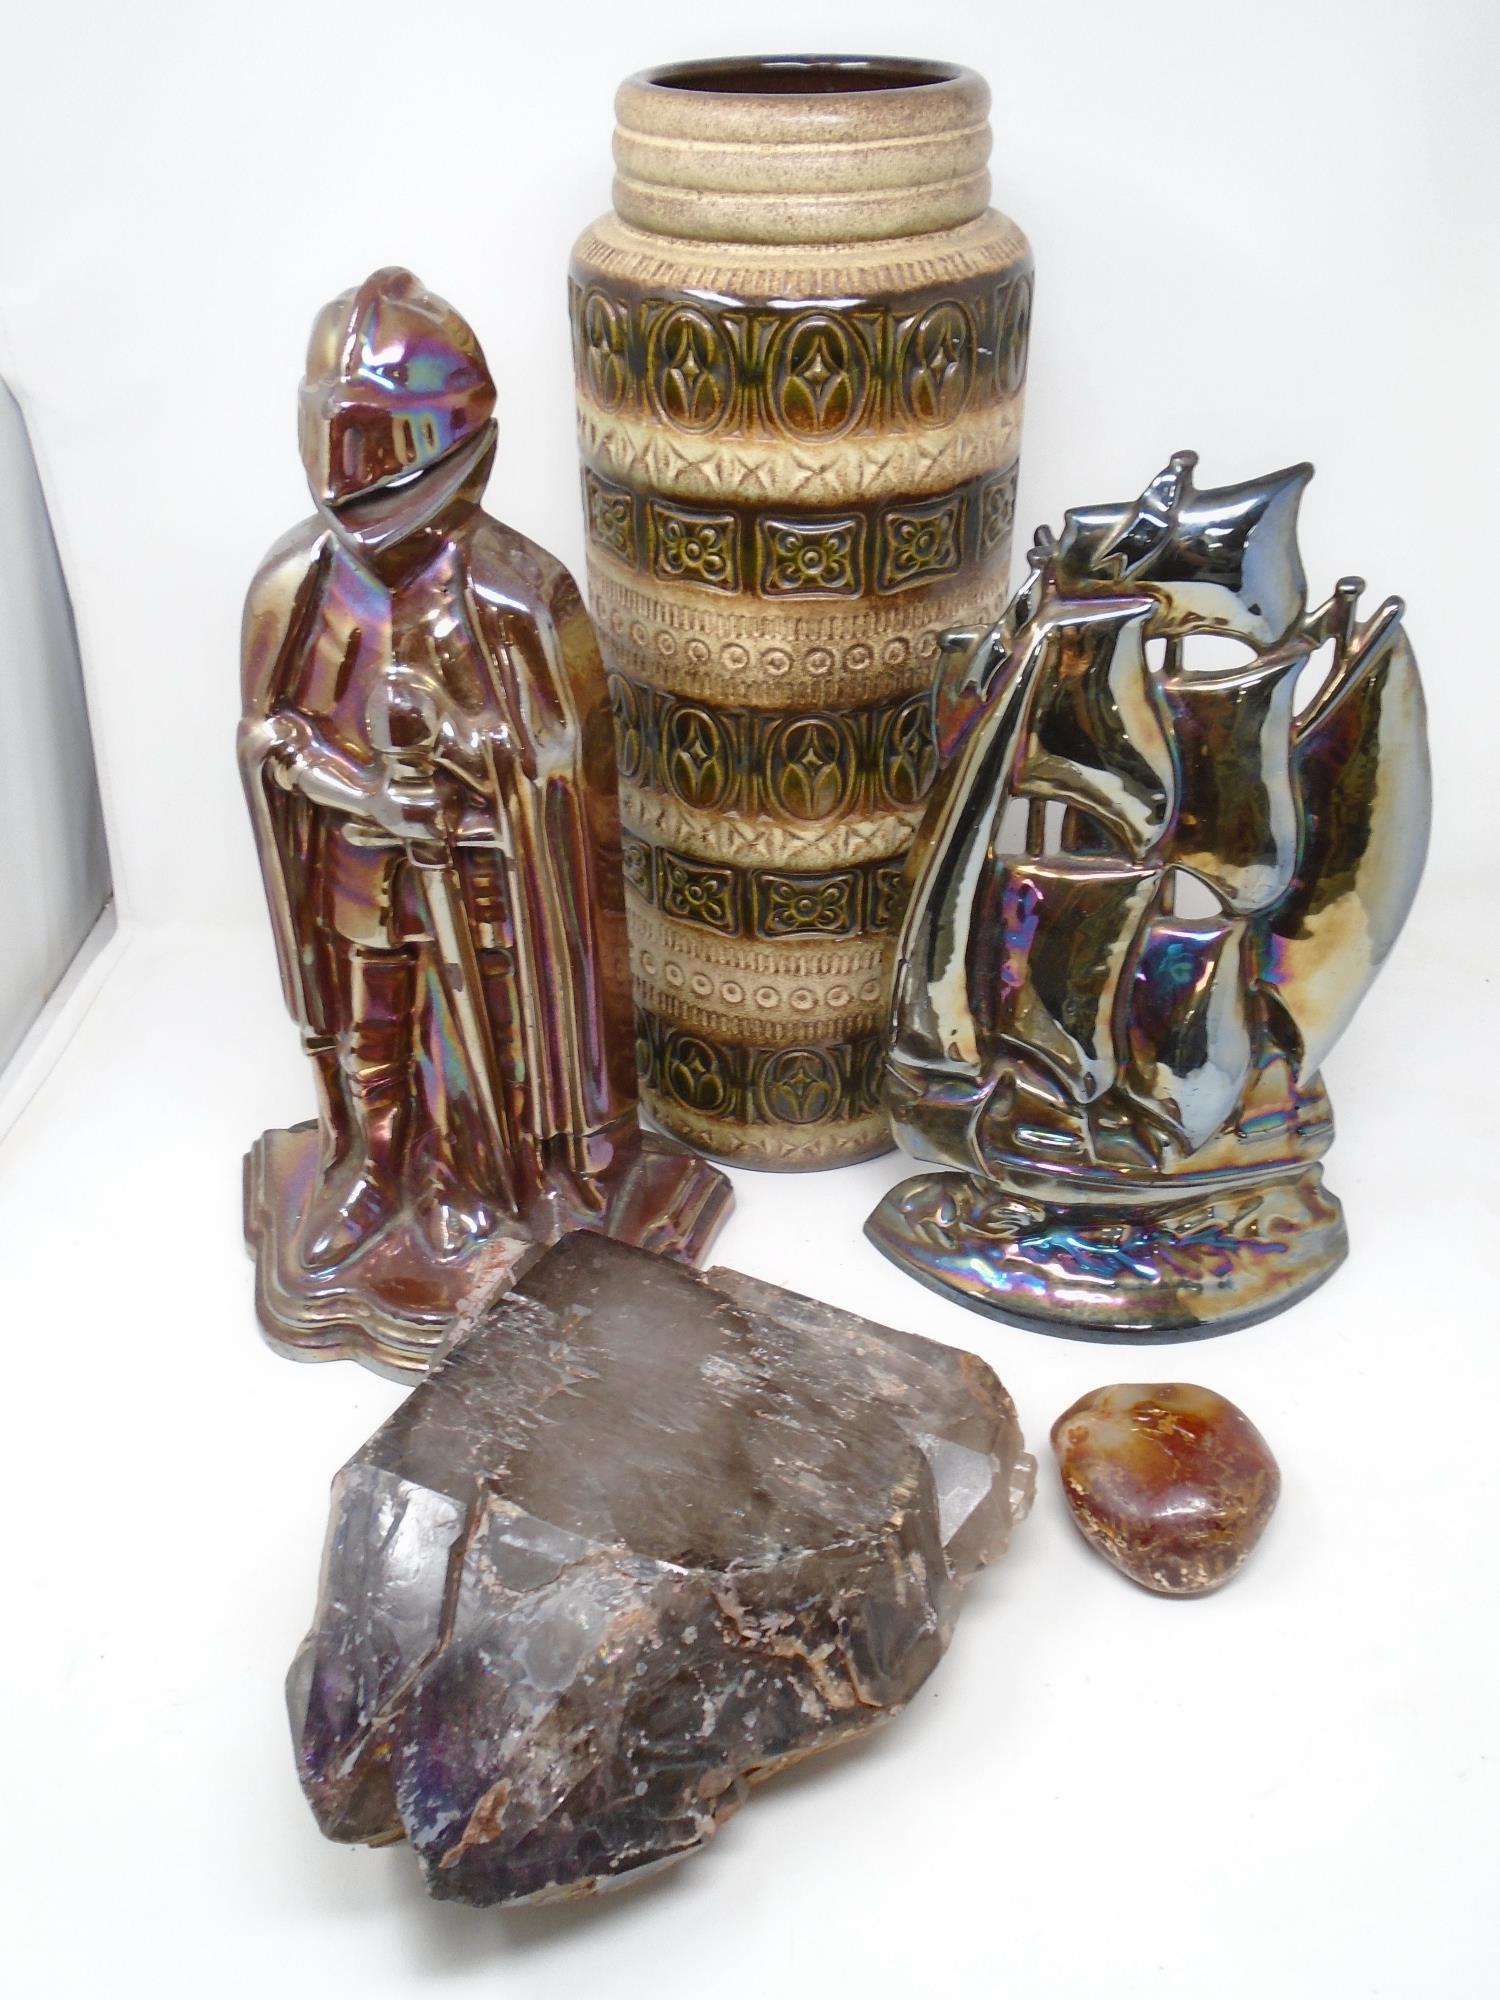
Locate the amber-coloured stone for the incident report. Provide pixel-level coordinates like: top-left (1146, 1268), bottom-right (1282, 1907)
top-left (1051, 1383), bottom-right (1280, 1595)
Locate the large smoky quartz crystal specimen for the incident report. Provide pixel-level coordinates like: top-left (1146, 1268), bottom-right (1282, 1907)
top-left (289, 1234), bottom-right (1033, 1905)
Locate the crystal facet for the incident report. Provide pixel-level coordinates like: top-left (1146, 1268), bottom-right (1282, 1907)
top-left (289, 1234), bottom-right (1035, 1904)
top-left (1051, 1382), bottom-right (1279, 1595)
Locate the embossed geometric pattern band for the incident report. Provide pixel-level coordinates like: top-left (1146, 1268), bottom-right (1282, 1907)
top-left (576, 402), bottom-right (1022, 512)
top-left (608, 672), bottom-right (940, 823)
top-left (588, 566), bottom-right (1011, 712)
top-left (635, 1007), bottom-right (885, 1130)
top-left (584, 465), bottom-right (1018, 599)
top-left (570, 275), bottom-right (1033, 437)
top-left (622, 832), bottom-right (908, 942)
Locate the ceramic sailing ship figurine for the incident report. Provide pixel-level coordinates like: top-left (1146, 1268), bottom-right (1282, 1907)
top-left (866, 453), bottom-right (1429, 1337)
top-left (240, 268), bottom-right (731, 1376)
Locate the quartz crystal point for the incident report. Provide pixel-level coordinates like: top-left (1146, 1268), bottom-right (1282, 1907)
top-left (288, 1234), bottom-right (1035, 1905)
top-left (1051, 1382), bottom-right (1280, 1595)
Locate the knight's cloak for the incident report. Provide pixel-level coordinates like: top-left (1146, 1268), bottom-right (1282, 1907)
top-left (237, 451), bottom-right (635, 1210)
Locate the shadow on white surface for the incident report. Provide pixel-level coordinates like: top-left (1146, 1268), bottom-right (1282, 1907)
top-left (0, 903), bottom-right (119, 1144)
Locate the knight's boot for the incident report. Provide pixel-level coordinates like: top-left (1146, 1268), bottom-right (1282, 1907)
top-left (300, 954), bottom-right (416, 1271)
top-left (411, 1139), bottom-right (506, 1260)
top-left (305, 1036), bottom-right (352, 1174)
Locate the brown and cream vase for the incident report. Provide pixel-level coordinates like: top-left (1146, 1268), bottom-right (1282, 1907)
top-left (570, 55), bottom-right (1032, 1168)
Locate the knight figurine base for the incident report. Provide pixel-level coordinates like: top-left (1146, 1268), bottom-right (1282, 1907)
top-left (864, 1167), bottom-right (1347, 1341)
top-left (245, 1123), bottom-right (733, 1379)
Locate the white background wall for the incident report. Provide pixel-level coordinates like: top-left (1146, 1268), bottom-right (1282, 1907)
top-left (0, 385), bottom-right (110, 1066)
top-left (0, 5), bottom-right (1495, 1997)
top-left (0, 1), bottom-right (1493, 936)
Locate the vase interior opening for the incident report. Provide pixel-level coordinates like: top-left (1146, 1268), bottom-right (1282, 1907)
top-left (642, 55), bottom-right (961, 97)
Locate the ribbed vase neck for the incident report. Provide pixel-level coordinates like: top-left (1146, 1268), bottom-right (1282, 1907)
top-left (612, 55), bottom-right (992, 246)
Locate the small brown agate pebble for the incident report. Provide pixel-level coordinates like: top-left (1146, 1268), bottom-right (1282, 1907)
top-left (1051, 1384), bottom-right (1280, 1595)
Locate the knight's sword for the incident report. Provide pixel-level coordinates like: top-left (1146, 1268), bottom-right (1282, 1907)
top-left (368, 675), bottom-right (517, 1216)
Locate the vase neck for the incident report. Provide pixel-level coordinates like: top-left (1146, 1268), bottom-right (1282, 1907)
top-left (612, 55), bottom-right (992, 246)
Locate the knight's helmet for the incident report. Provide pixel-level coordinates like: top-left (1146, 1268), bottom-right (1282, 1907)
top-left (298, 268), bottom-right (496, 506)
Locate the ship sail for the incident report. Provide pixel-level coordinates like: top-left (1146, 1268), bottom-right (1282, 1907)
top-left (1053, 453), bottom-right (1313, 651)
top-left (970, 856), bottom-right (1159, 1104)
top-left (930, 561), bottom-right (1046, 761)
top-left (1120, 914), bottom-right (1252, 1155)
top-left (888, 591), bottom-right (1159, 1084)
top-left (1159, 639), bottom-right (1306, 914)
top-left (887, 625), bottom-right (1035, 1079)
top-left (1009, 599), bottom-right (1174, 859)
top-left (1258, 613), bottom-right (1430, 1080)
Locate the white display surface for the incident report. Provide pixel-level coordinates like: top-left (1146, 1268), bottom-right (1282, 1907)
top-left (1, 3), bottom-right (1496, 1994)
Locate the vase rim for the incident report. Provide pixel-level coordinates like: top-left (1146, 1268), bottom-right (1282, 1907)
top-left (630, 54), bottom-right (970, 98)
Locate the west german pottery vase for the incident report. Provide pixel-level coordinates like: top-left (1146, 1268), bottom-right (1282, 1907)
top-left (570, 54), bottom-right (1032, 1169)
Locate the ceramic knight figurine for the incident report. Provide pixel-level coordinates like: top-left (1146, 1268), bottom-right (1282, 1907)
top-left (240, 267), bottom-right (731, 1375)
top-left (866, 453), bottom-right (1429, 1337)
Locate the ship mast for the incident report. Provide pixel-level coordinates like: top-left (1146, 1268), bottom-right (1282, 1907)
top-left (1155, 635), bottom-right (1180, 914)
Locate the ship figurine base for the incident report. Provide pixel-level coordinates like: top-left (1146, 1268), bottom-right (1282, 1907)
top-left (864, 1166), bottom-right (1347, 1341)
top-left (245, 1122), bottom-right (733, 1379)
